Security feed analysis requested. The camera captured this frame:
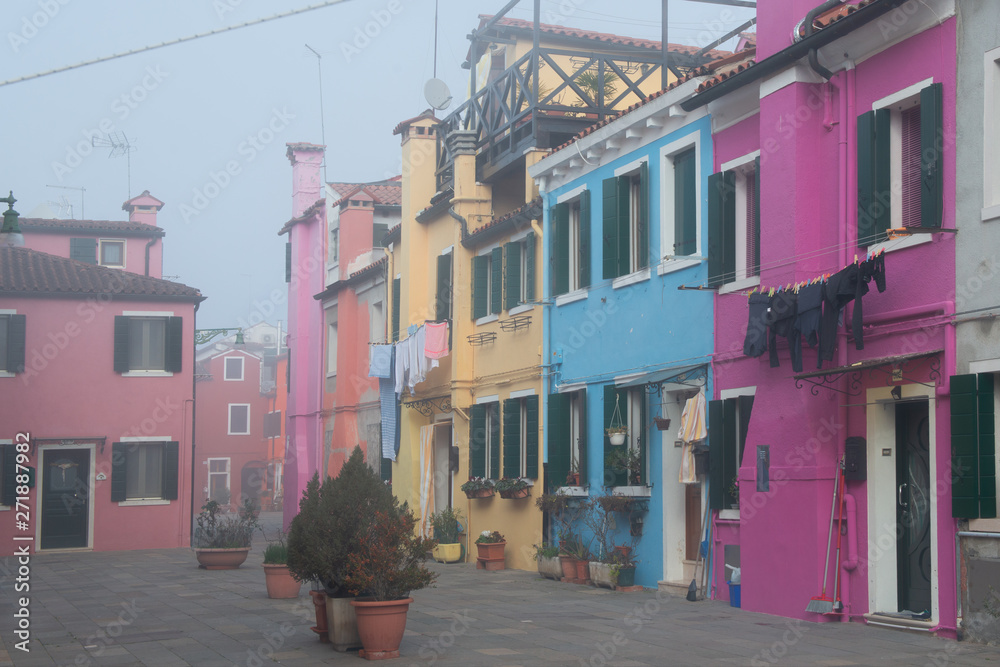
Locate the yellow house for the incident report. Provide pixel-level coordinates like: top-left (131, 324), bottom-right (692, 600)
top-left (385, 14), bottom-right (724, 571)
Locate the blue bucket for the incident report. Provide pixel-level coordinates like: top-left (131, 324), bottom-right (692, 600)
top-left (728, 583), bottom-right (741, 608)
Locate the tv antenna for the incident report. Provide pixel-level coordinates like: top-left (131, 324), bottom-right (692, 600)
top-left (422, 0), bottom-right (452, 111)
top-left (45, 184), bottom-right (86, 218)
top-left (92, 132), bottom-right (136, 199)
top-left (305, 44), bottom-right (328, 183)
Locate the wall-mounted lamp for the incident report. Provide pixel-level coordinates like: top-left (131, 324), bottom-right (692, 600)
top-left (890, 386), bottom-right (902, 401)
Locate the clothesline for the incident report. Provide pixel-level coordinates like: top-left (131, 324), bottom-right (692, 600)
top-left (747, 248), bottom-right (886, 298)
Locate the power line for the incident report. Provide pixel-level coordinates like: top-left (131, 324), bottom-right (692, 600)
top-left (0, 0), bottom-right (355, 88)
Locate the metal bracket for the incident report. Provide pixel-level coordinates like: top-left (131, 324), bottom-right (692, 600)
top-left (499, 314), bottom-right (531, 332)
top-left (467, 332), bottom-right (497, 346)
top-left (403, 396), bottom-right (453, 417)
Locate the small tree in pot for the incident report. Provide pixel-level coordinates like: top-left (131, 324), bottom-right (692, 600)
top-left (193, 498), bottom-right (259, 569)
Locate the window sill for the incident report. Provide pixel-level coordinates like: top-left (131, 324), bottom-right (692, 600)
top-left (656, 258), bottom-right (701, 276)
top-left (508, 304), bottom-right (534, 316)
top-left (0, 505), bottom-right (9, 511)
top-left (555, 289), bottom-right (588, 307)
top-left (122, 371), bottom-right (174, 378)
top-left (556, 485), bottom-right (589, 497)
top-left (866, 231), bottom-right (931, 255)
top-left (117, 499), bottom-right (171, 506)
top-left (326, 372), bottom-right (337, 379)
top-left (982, 204), bottom-right (1000, 223)
top-left (227, 432), bottom-right (251, 436)
top-left (476, 314), bottom-right (499, 327)
top-left (612, 268), bottom-right (651, 290)
top-left (610, 485), bottom-right (652, 497)
top-left (718, 277), bottom-right (760, 295)
top-left (718, 508), bottom-right (740, 520)
top-left (0, 371), bottom-right (14, 378)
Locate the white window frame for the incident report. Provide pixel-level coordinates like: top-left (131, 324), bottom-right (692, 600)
top-left (98, 238), bottom-right (126, 268)
top-left (228, 404), bottom-right (251, 435)
top-left (628, 173), bottom-right (643, 273)
top-left (659, 132), bottom-right (702, 276)
top-left (370, 300), bottom-right (386, 344)
top-left (718, 150), bottom-right (762, 294)
top-left (568, 199), bottom-right (581, 293)
top-left (121, 441), bottom-right (167, 502)
top-left (570, 391), bottom-right (584, 482)
top-left (327, 321), bottom-right (338, 377)
top-left (984, 47), bottom-right (1000, 219)
top-left (223, 356), bottom-right (244, 381)
top-left (126, 316), bottom-right (168, 375)
top-left (207, 457), bottom-right (231, 504)
top-left (475, 243), bottom-right (501, 326)
top-left (719, 385), bottom-right (757, 520)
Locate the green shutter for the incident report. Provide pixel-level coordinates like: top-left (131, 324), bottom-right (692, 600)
top-left (7, 314), bottom-right (25, 374)
top-left (551, 203), bottom-right (570, 296)
top-left (392, 278), bottom-right (401, 341)
top-left (674, 148), bottom-right (697, 256)
top-left (111, 442), bottom-right (127, 502)
top-left (579, 191), bottom-right (591, 288)
top-left (637, 391), bottom-right (647, 484)
top-left (707, 171), bottom-right (724, 287)
top-left (373, 222), bottom-right (388, 247)
top-left (616, 175), bottom-right (630, 276)
top-left (738, 395), bottom-right (755, 466)
top-left (578, 389), bottom-right (588, 482)
top-left (753, 156), bottom-right (761, 276)
top-left (979, 373), bottom-right (996, 518)
top-left (723, 398), bottom-right (738, 509)
top-left (165, 317), bottom-right (183, 373)
top-left (603, 384), bottom-right (627, 487)
top-left (285, 242), bottom-right (292, 282)
top-left (504, 242), bottom-right (521, 311)
top-left (163, 441), bottom-right (179, 501)
top-left (470, 404), bottom-right (487, 478)
top-left (70, 237), bottom-right (97, 264)
top-left (602, 177), bottom-right (620, 280)
top-left (489, 404), bottom-right (501, 479)
top-left (951, 374), bottom-right (980, 518)
top-left (525, 395), bottom-right (539, 479)
top-left (722, 171), bottom-right (736, 285)
top-left (114, 316), bottom-right (130, 373)
top-left (503, 398), bottom-right (521, 478)
top-left (490, 247), bottom-right (503, 315)
top-left (638, 161), bottom-right (649, 270)
top-left (708, 399), bottom-right (724, 510)
top-left (525, 232), bottom-right (535, 304)
top-left (858, 110), bottom-right (891, 245)
top-left (436, 254), bottom-right (452, 322)
top-left (472, 256), bottom-right (488, 320)
top-left (920, 82), bottom-right (944, 229)
top-left (547, 392), bottom-right (571, 490)
top-left (1, 444), bottom-right (15, 506)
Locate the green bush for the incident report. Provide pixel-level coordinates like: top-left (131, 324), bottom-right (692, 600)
top-left (429, 506), bottom-right (463, 544)
top-left (193, 498), bottom-right (259, 548)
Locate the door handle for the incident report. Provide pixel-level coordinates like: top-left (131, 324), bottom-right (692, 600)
top-left (898, 483), bottom-right (908, 509)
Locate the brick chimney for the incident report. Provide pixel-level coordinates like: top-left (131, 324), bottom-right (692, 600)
top-left (122, 190), bottom-right (164, 226)
top-left (756, 0), bottom-right (830, 61)
top-left (286, 143), bottom-right (325, 217)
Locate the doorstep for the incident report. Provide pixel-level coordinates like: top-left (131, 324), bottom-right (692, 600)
top-left (658, 580), bottom-right (698, 598)
top-left (863, 613), bottom-right (936, 634)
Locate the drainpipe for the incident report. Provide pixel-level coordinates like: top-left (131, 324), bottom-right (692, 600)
top-left (797, 1), bottom-right (843, 82)
top-left (144, 232), bottom-right (163, 277)
top-left (190, 301), bottom-right (200, 546)
top-left (841, 492), bottom-right (858, 620)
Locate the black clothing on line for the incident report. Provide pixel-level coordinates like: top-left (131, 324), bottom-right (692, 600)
top-left (743, 293), bottom-right (770, 358)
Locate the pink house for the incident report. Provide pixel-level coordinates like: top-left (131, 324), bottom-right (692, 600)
top-left (692, 0), bottom-right (959, 635)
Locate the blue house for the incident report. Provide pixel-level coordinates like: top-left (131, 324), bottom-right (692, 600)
top-left (529, 76), bottom-right (723, 591)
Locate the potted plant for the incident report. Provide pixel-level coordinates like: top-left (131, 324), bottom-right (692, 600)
top-left (429, 506), bottom-right (464, 564)
top-left (494, 477), bottom-right (530, 499)
top-left (566, 454), bottom-right (581, 486)
top-left (475, 530), bottom-right (506, 571)
top-left (606, 392), bottom-right (627, 446)
top-left (607, 447), bottom-right (643, 486)
top-left (460, 477), bottom-right (495, 499)
top-left (536, 493), bottom-right (590, 580)
top-left (192, 498), bottom-right (259, 569)
top-left (286, 448), bottom-right (397, 652)
top-left (534, 543), bottom-right (562, 580)
top-left (260, 528), bottom-right (301, 599)
top-left (344, 507), bottom-right (437, 660)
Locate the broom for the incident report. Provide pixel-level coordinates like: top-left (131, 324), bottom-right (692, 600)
top-left (805, 461), bottom-right (840, 614)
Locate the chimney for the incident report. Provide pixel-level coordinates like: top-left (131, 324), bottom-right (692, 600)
top-left (756, 0), bottom-right (831, 61)
top-left (286, 143), bottom-right (325, 217)
top-left (122, 190), bottom-right (165, 226)
top-left (0, 191), bottom-right (23, 247)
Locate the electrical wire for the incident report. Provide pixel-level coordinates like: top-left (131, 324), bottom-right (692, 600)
top-left (0, 0), bottom-right (356, 88)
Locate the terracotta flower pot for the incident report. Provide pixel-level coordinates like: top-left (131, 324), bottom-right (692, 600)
top-left (194, 547), bottom-right (250, 570)
top-left (498, 487), bottom-right (530, 499)
top-left (351, 597), bottom-right (413, 660)
top-left (475, 541), bottom-right (506, 570)
top-left (263, 564), bottom-right (302, 599)
top-left (309, 590), bottom-right (330, 643)
top-left (464, 488), bottom-right (494, 499)
top-left (558, 555), bottom-right (576, 579)
top-left (574, 558), bottom-right (590, 582)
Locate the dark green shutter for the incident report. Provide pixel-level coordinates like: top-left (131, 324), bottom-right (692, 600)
top-left (504, 242), bottom-right (521, 311)
top-left (920, 82), bottom-right (944, 229)
top-left (373, 222), bottom-right (388, 247)
top-left (723, 398), bottom-right (738, 509)
top-left (616, 175), bottom-right (630, 276)
top-left (472, 255), bottom-right (488, 319)
top-left (525, 232), bottom-right (535, 304)
top-left (1, 444), bottom-right (15, 506)
top-left (163, 441), bottom-right (179, 500)
top-left (285, 242), bottom-right (292, 282)
top-left (489, 404), bottom-right (501, 478)
top-left (380, 456), bottom-right (393, 483)
top-left (603, 384), bottom-right (627, 487)
top-left (738, 395), bottom-right (755, 466)
top-left (858, 109), bottom-right (891, 245)
top-left (979, 373), bottom-right (996, 518)
top-left (951, 374), bottom-right (980, 518)
top-left (503, 398), bottom-right (521, 478)
top-left (638, 391), bottom-right (647, 484)
top-left (752, 156), bottom-right (761, 276)
top-left (436, 254), bottom-right (452, 322)
top-left (392, 278), bottom-right (401, 341)
top-left (707, 170), bottom-right (736, 287)
top-left (708, 399), bottom-right (724, 509)
top-left (7, 314), bottom-right (25, 374)
top-left (578, 389), bottom-right (588, 482)
top-left (114, 316), bottom-right (130, 373)
top-left (70, 237), bottom-right (97, 264)
top-left (602, 177), bottom-right (620, 280)
top-left (674, 148), bottom-right (697, 256)
top-left (469, 404), bottom-right (487, 478)
top-left (165, 317), bottom-right (183, 373)
top-left (525, 395), bottom-right (539, 479)
top-left (111, 442), bottom-right (127, 502)
top-left (490, 247), bottom-right (503, 315)
top-left (547, 392), bottom-right (571, 491)
top-left (579, 191), bottom-right (591, 288)
top-left (638, 161), bottom-right (649, 270)
top-left (551, 203), bottom-right (569, 297)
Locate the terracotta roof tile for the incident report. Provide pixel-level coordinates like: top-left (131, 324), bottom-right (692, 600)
top-left (807, 0), bottom-right (876, 33)
top-left (0, 246), bottom-right (203, 300)
top-left (392, 110), bottom-right (438, 136)
top-left (277, 198), bottom-right (325, 236)
top-left (19, 218), bottom-right (164, 236)
top-left (349, 256), bottom-right (387, 281)
top-left (329, 180), bottom-right (402, 209)
top-left (463, 198), bottom-right (542, 246)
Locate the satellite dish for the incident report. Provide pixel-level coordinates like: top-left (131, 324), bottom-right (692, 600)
top-left (424, 78), bottom-right (453, 110)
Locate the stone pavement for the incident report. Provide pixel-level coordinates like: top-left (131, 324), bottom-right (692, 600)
top-left (2, 513), bottom-right (1000, 666)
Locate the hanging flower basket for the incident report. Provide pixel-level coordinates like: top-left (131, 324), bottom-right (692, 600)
top-left (607, 430), bottom-right (627, 446)
top-left (606, 394), bottom-right (627, 445)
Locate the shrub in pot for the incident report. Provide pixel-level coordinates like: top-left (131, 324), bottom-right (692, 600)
top-left (534, 543), bottom-right (562, 580)
top-left (429, 506), bottom-right (464, 563)
top-left (262, 529), bottom-right (301, 599)
top-left (192, 498), bottom-right (259, 569)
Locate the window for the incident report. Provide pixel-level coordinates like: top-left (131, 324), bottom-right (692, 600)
top-left (708, 155), bottom-right (760, 287)
top-left (469, 402), bottom-right (500, 479)
top-left (504, 234), bottom-right (536, 310)
top-left (373, 222), bottom-right (389, 248)
top-left (603, 386), bottom-right (647, 486)
top-left (708, 393), bottom-right (755, 511)
top-left (329, 227), bottom-right (340, 266)
top-left (391, 277), bottom-right (401, 342)
top-left (0, 314), bottom-right (26, 375)
top-left (1, 443), bottom-right (15, 505)
top-left (950, 373), bottom-right (996, 519)
top-left (472, 248), bottom-right (502, 320)
top-left (229, 404), bottom-right (250, 435)
top-left (110, 441), bottom-right (179, 502)
top-left (224, 356), bottom-right (244, 381)
top-left (114, 315), bottom-right (182, 374)
top-left (70, 237), bottom-right (97, 264)
top-left (263, 411), bottom-right (282, 438)
top-left (547, 389), bottom-right (587, 490)
top-left (99, 239), bottom-right (125, 268)
top-left (370, 301), bottom-right (386, 344)
top-left (552, 193), bottom-right (591, 297)
top-left (327, 321), bottom-right (338, 376)
top-left (858, 81), bottom-right (943, 244)
top-left (602, 162), bottom-right (648, 280)
top-left (502, 395), bottom-right (539, 479)
top-left (285, 242), bottom-right (292, 283)
top-left (436, 254), bottom-right (452, 322)
top-left (207, 457), bottom-right (231, 504)
top-left (985, 48), bottom-right (1000, 213)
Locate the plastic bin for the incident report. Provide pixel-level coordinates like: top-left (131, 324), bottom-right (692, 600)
top-left (728, 582), bottom-right (741, 608)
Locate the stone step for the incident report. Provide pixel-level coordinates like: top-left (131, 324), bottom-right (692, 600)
top-left (658, 579), bottom-right (701, 599)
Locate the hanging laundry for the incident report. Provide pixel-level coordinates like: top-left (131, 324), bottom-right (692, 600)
top-left (852, 252), bottom-right (886, 350)
top-left (795, 283), bottom-right (823, 349)
top-left (394, 336), bottom-right (410, 396)
top-left (409, 327), bottom-right (425, 389)
top-left (817, 264), bottom-right (857, 367)
top-left (425, 321), bottom-right (449, 360)
top-left (768, 291), bottom-right (802, 372)
top-left (743, 293), bottom-right (770, 358)
top-left (379, 346), bottom-right (397, 461)
top-left (678, 389), bottom-right (707, 485)
top-left (368, 344), bottom-right (393, 379)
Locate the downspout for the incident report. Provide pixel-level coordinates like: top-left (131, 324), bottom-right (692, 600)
top-left (190, 300), bottom-right (199, 546)
top-left (796, 1), bottom-right (843, 82)
top-left (144, 232), bottom-right (163, 277)
top-left (841, 492), bottom-right (858, 619)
